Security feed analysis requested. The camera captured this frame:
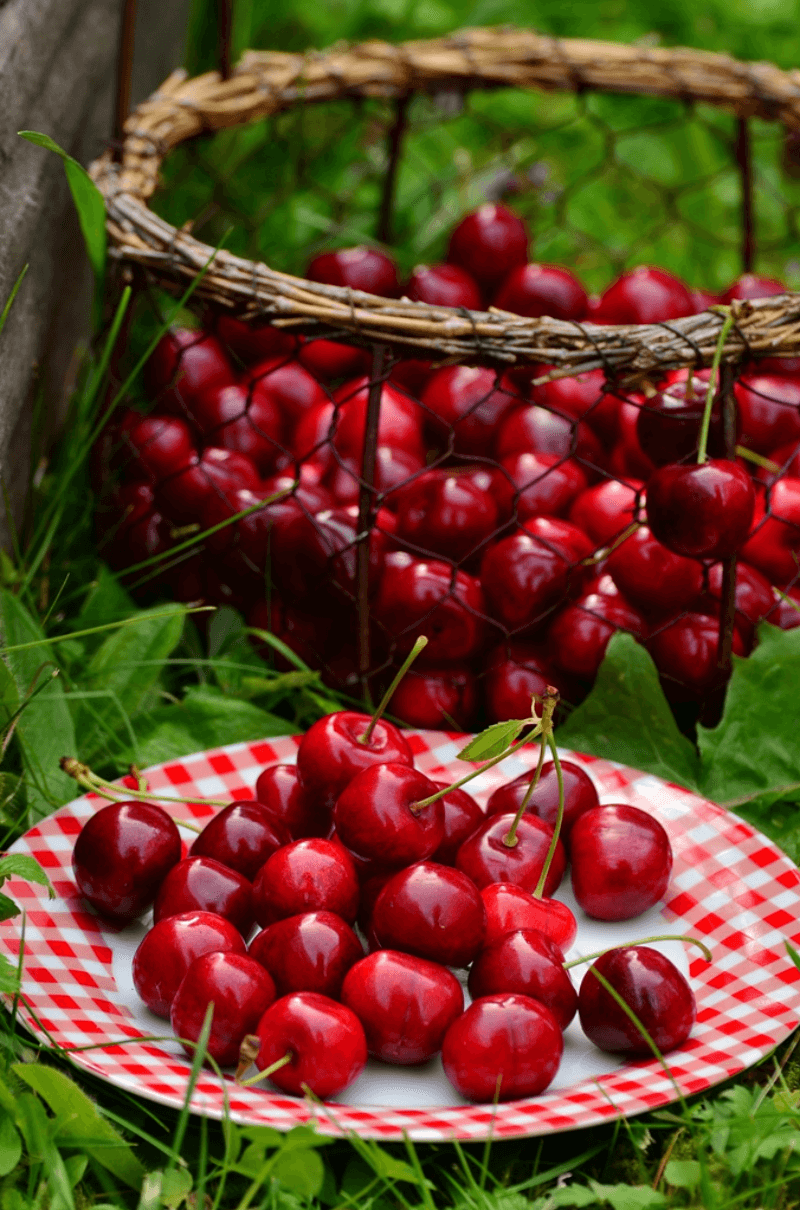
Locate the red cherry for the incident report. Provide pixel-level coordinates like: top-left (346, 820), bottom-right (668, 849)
top-left (740, 478), bottom-right (800, 584)
top-left (606, 525), bottom-right (704, 617)
top-left (609, 400), bottom-right (657, 480)
top-left (243, 357), bottom-right (328, 425)
top-left (768, 584), bottom-right (800, 628)
top-left (269, 504), bottom-right (392, 603)
top-left (292, 400), bottom-right (336, 468)
top-left (394, 469), bottom-right (499, 562)
top-left (153, 857), bottom-right (254, 935)
top-left (371, 861), bottom-right (486, 968)
top-left (194, 383), bottom-right (286, 475)
top-left (297, 339), bottom-right (370, 381)
top-left (213, 316), bottom-right (296, 365)
top-left (481, 883), bottom-right (577, 952)
top-left (248, 598), bottom-right (333, 674)
top-left (578, 946), bottom-right (696, 1056)
top-left (429, 783), bottom-right (485, 865)
top-left (648, 611), bottom-right (747, 699)
top-left (483, 642), bottom-right (571, 723)
top-left (249, 910), bottom-right (363, 998)
top-left (592, 267), bottom-right (693, 324)
top-left (325, 444), bottom-right (425, 508)
top-left (447, 204), bottom-right (529, 292)
top-left (570, 804), bottom-right (672, 921)
top-left (568, 479), bottom-right (644, 546)
top-left (456, 813), bottom-right (565, 895)
top-left (722, 273), bottom-right (785, 302)
top-left (119, 413), bottom-right (197, 483)
top-left (189, 801), bottom-right (290, 880)
top-left (145, 329), bottom-right (233, 414)
top-left (254, 763), bottom-right (330, 839)
top-left (420, 366), bottom-right (517, 455)
top-left (548, 590), bottom-right (648, 679)
top-left (171, 952), bottom-right (276, 1065)
top-left (407, 264), bottom-right (482, 309)
top-left (307, 246), bottom-right (399, 297)
top-left (155, 446), bottom-right (261, 525)
top-left (485, 760), bottom-right (599, 840)
top-left (494, 262), bottom-right (588, 320)
top-left (295, 710), bottom-right (413, 815)
top-left (252, 839), bottom-right (359, 928)
top-left (441, 993), bottom-right (563, 1101)
top-left (333, 762), bottom-right (445, 867)
top-left (341, 949), bottom-right (464, 1064)
top-left (734, 375), bottom-right (800, 454)
top-left (468, 928), bottom-right (578, 1030)
top-left (498, 451), bottom-right (589, 520)
top-left (530, 369), bottom-right (615, 440)
top-left (388, 666), bottom-right (478, 732)
top-left (132, 910), bottom-right (246, 1017)
top-left (253, 991), bottom-right (367, 1097)
top-left (496, 404), bottom-right (605, 473)
top-left (373, 553), bottom-right (487, 663)
top-left (690, 287), bottom-right (721, 312)
top-left (646, 460), bottom-right (756, 559)
top-left (636, 380), bottom-right (728, 466)
top-left (72, 801), bottom-right (181, 923)
top-left (698, 560), bottom-right (775, 643)
top-left (479, 523), bottom-right (589, 633)
top-left (331, 378), bottom-right (424, 461)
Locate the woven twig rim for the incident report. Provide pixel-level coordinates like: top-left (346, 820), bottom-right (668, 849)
top-left (91, 27), bottom-right (800, 377)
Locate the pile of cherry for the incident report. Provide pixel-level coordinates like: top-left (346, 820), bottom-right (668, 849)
top-left (71, 705), bottom-right (695, 1103)
top-left (95, 199), bottom-right (800, 726)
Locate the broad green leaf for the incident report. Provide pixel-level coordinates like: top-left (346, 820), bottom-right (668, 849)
top-left (159, 1167), bottom-right (193, 1208)
top-left (12, 1063), bottom-right (144, 1189)
top-left (0, 1114), bottom-right (21, 1177)
top-left (458, 719), bottom-right (525, 762)
top-left (18, 133), bottom-right (106, 284)
top-left (545, 1188), bottom-right (598, 1208)
top-left (0, 952), bottom-right (21, 993)
top-left (133, 686), bottom-right (297, 767)
top-left (0, 590), bottom-right (77, 817)
top-left (0, 895), bottom-right (19, 923)
top-left (663, 1159), bottom-right (701, 1189)
top-left (75, 569), bottom-right (136, 648)
top-left (698, 624), bottom-right (800, 807)
top-left (0, 854), bottom-right (54, 893)
top-left (86, 603), bottom-right (186, 719)
top-left (588, 1184), bottom-right (666, 1210)
top-left (272, 1148), bottom-right (324, 1198)
top-left (63, 1154), bottom-right (88, 1189)
top-left (556, 634), bottom-right (701, 789)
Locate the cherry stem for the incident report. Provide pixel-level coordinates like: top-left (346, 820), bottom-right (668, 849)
top-left (129, 764), bottom-right (147, 793)
top-left (734, 444), bottom-right (781, 474)
top-left (580, 519), bottom-right (641, 566)
top-left (237, 1050), bottom-right (293, 1087)
top-left (697, 309), bottom-right (735, 465)
top-left (531, 731), bottom-right (565, 896)
top-left (584, 963), bottom-right (682, 1095)
top-left (563, 934), bottom-right (712, 970)
top-left (503, 689), bottom-right (559, 852)
top-left (410, 720), bottom-right (541, 813)
top-left (359, 635), bottom-right (428, 745)
top-left (60, 757), bottom-right (231, 809)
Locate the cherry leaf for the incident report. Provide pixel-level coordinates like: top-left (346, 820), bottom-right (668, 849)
top-left (458, 719), bottom-right (525, 762)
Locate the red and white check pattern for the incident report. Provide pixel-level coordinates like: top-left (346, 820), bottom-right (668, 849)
top-left (3, 732), bottom-right (800, 1141)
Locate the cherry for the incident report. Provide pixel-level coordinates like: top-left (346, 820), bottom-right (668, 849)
top-left (733, 374), bottom-right (800, 454)
top-left (72, 801), bottom-right (181, 923)
top-left (608, 400), bottom-right (657, 480)
top-left (699, 560), bottom-right (774, 643)
top-left (189, 383), bottom-right (286, 475)
top-left (243, 357), bottom-right (328, 425)
top-left (388, 666), bottom-right (478, 732)
top-left (373, 553), bottom-right (488, 663)
top-left (340, 949), bottom-right (464, 1064)
top-left (213, 316), bottom-right (296, 365)
top-left (468, 928), bottom-right (578, 1031)
top-left (145, 328), bottom-right (233, 414)
top-left (494, 263), bottom-right (588, 320)
top-left (307, 246), bottom-right (400, 297)
top-left (648, 611), bottom-right (747, 699)
top-left (479, 521), bottom-right (590, 632)
top-left (646, 460), bottom-right (756, 559)
top-left (252, 991), bottom-right (368, 1097)
top-left (270, 504), bottom-right (393, 603)
top-left (325, 444), bottom-right (425, 508)
top-left (481, 883), bottom-right (577, 953)
top-left (441, 992), bottom-right (563, 1101)
top-left (497, 451), bottom-right (589, 520)
top-left (295, 710), bottom-right (413, 815)
top-left (446, 204), bottom-right (529, 293)
top-left (119, 413), bottom-right (197, 483)
top-left (578, 946), bottom-right (696, 1056)
top-left (722, 273), bottom-right (785, 302)
top-left (548, 590), bottom-right (648, 679)
top-left (485, 759), bottom-right (599, 840)
top-left (606, 525), bottom-right (704, 617)
top-left (592, 267), bottom-right (694, 324)
top-left (769, 584), bottom-right (800, 628)
top-left (254, 763), bottom-right (330, 839)
top-left (389, 358), bottom-right (432, 394)
top-left (171, 952), bottom-right (276, 1066)
top-left (429, 783), bottom-right (485, 865)
top-left (636, 379), bottom-right (727, 466)
top-left (395, 469), bottom-right (499, 562)
top-left (568, 479), bottom-right (644, 546)
top-left (331, 378), bottom-right (424, 461)
top-left (690, 287), bottom-right (721, 312)
top-left (333, 763), bottom-right (445, 867)
top-left (483, 641), bottom-right (569, 723)
top-left (132, 910), bottom-right (246, 1018)
top-left (495, 404), bottom-right (605, 471)
top-left (407, 264), bottom-right (482, 309)
top-left (292, 400), bottom-right (336, 468)
top-left (153, 856), bottom-right (254, 936)
top-left (199, 483), bottom-right (302, 560)
top-left (456, 813), bottom-right (566, 895)
top-left (297, 339), bottom-right (370, 381)
top-left (371, 861), bottom-right (486, 968)
top-left (570, 804), bottom-right (672, 921)
top-left (252, 839), bottom-right (359, 928)
top-left (420, 366), bottom-right (518, 455)
top-left (248, 598), bottom-right (333, 674)
top-left (740, 477), bottom-right (800, 584)
top-left (530, 369), bottom-right (616, 441)
top-left (189, 801), bottom-right (290, 880)
top-left (249, 910), bottom-right (363, 998)
top-left (155, 447), bottom-right (262, 525)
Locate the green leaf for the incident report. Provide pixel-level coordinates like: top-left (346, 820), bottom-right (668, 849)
top-left (0, 952), bottom-right (20, 994)
top-left (545, 1188), bottom-right (599, 1208)
top-left (588, 1184), bottom-right (666, 1210)
top-left (0, 1114), bottom-right (22, 1177)
top-left (458, 719), bottom-right (525, 762)
top-left (0, 854), bottom-right (54, 893)
top-left (698, 624), bottom-right (800, 807)
top-left (663, 1159), bottom-right (701, 1189)
top-left (75, 569), bottom-right (136, 647)
top-left (272, 1148), bottom-right (324, 1199)
top-left (12, 1064), bottom-right (144, 1189)
top-left (133, 686), bottom-right (298, 767)
top-left (159, 1167), bottom-right (193, 1208)
top-left (86, 603), bottom-right (186, 720)
top-left (0, 590), bottom-right (77, 818)
top-left (0, 895), bottom-right (20, 923)
top-left (556, 634), bottom-right (701, 789)
top-left (18, 133), bottom-right (106, 284)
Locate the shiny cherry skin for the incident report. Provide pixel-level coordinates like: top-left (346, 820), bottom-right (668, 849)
top-left (306, 246), bottom-right (400, 297)
top-left (72, 801), bottom-right (181, 923)
top-left (153, 856), bottom-right (254, 935)
top-left (252, 839), bottom-right (359, 928)
top-left (722, 273), bottom-right (784, 302)
top-left (699, 560), bottom-right (774, 643)
top-left (247, 597), bottom-right (333, 674)
top-left (297, 338), bottom-right (370, 381)
top-left (132, 910), bottom-right (246, 1017)
top-left (592, 266), bottom-right (694, 324)
top-left (249, 910), bottom-right (363, 999)
top-left (769, 584), bottom-right (800, 629)
top-left (498, 451), bottom-right (589, 520)
top-left (333, 762), bottom-right (445, 867)
top-left (479, 522), bottom-right (591, 632)
top-left (548, 590), bottom-right (648, 679)
top-left (213, 315), bottom-right (296, 365)
top-left (578, 946), bottom-right (696, 1056)
top-left (145, 328), bottom-right (233, 413)
top-left (269, 504), bottom-right (393, 602)
top-left (243, 356), bottom-right (328, 426)
top-left (254, 763), bottom-right (331, 839)
top-left (468, 928), bottom-right (578, 1030)
top-left (325, 444), bottom-right (425, 508)
top-left (442, 992), bottom-right (563, 1102)
top-left (341, 949), bottom-right (464, 1064)
top-left (155, 446), bottom-right (261, 525)
top-left (606, 525), bottom-right (704, 617)
top-left (481, 883), bottom-right (577, 953)
top-left (295, 710), bottom-right (413, 815)
top-left (741, 478), bottom-right (800, 584)
top-left (485, 759), bottom-right (600, 841)
top-left (648, 610), bottom-right (748, 699)
top-left (371, 861), bottom-right (486, 968)
top-left (447, 203), bottom-right (529, 292)
top-left (636, 379), bottom-right (728, 467)
top-left (495, 404), bottom-right (605, 471)
top-left (119, 412), bottom-right (197, 483)
top-left (690, 287), bottom-right (721, 312)
top-left (331, 377), bottom-right (424, 461)
top-left (190, 801), bottom-right (290, 880)
top-left (456, 813), bottom-right (565, 896)
top-left (429, 783), bottom-right (485, 864)
top-left (608, 399), bottom-right (657, 480)
top-left (407, 263), bottom-right (482, 309)
top-left (420, 366), bottom-right (518, 455)
top-left (494, 263), bottom-right (588, 320)
top-left (253, 991), bottom-right (368, 1097)
top-left (483, 641), bottom-right (570, 723)
top-left (570, 804), bottom-right (672, 922)
top-left (373, 553), bottom-right (488, 663)
top-left (733, 374), bottom-right (800, 454)
top-left (171, 951), bottom-right (276, 1065)
top-left (394, 470), bottom-right (499, 562)
top-left (530, 368), bottom-right (615, 439)
top-left (646, 460), bottom-right (756, 560)
top-left (388, 665), bottom-right (478, 733)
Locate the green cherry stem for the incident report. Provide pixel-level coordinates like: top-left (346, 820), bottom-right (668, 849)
top-left (60, 757), bottom-right (231, 809)
top-left (410, 721), bottom-right (542, 814)
top-left (563, 934), bottom-right (712, 970)
top-left (237, 1051), bottom-right (294, 1087)
top-left (697, 309), bottom-right (735, 465)
top-left (359, 635), bottom-right (428, 745)
top-left (503, 688), bottom-right (559, 851)
top-left (530, 731), bottom-right (565, 896)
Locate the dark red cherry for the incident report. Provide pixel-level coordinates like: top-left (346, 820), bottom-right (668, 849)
top-left (447, 204), bottom-right (529, 292)
top-left (698, 560), bottom-right (775, 642)
top-left (734, 375), bottom-right (800, 455)
top-left (608, 399), bottom-right (658, 480)
top-left (485, 759), bottom-right (599, 841)
top-left (722, 273), bottom-right (784, 302)
top-left (325, 444), bottom-right (425, 508)
top-left (483, 641), bottom-right (571, 722)
top-left (530, 369), bottom-right (617, 441)
top-left (769, 584), bottom-right (800, 629)
top-left (578, 946), bottom-right (696, 1056)
top-left (119, 413), bottom-right (197, 483)
top-left (429, 783), bottom-right (485, 865)
top-left (249, 910), bottom-right (363, 998)
top-left (248, 597), bottom-right (332, 673)
top-left (341, 949), bottom-right (464, 1064)
top-left (636, 379), bottom-right (728, 466)
top-left (333, 762), bottom-right (445, 867)
top-left (153, 856), bottom-right (254, 935)
top-left (270, 504), bottom-right (393, 602)
top-left (496, 404), bottom-right (605, 473)
top-left (388, 665), bottom-right (478, 732)
top-left (155, 446), bottom-right (261, 525)
top-left (331, 377), bottom-right (424, 461)
top-left (570, 804), bottom-right (672, 921)
top-left (456, 813), bottom-right (565, 896)
top-left (494, 262), bottom-right (588, 320)
top-left (253, 991), bottom-right (367, 1097)
top-left (395, 469), bottom-right (499, 562)
top-left (193, 383), bottom-right (286, 475)
top-left (481, 883), bottom-right (577, 952)
top-left (740, 478), bottom-right (800, 584)
top-left (243, 356), bottom-right (328, 425)
top-left (592, 267), bottom-right (694, 324)
top-left (171, 952), bottom-right (276, 1065)
top-left (498, 451), bottom-right (589, 520)
top-left (646, 460), bottom-right (756, 560)
top-left (441, 992), bottom-right (563, 1101)
top-left (420, 366), bottom-right (517, 455)
top-left (254, 763), bottom-right (330, 839)
top-left (373, 553), bottom-right (487, 663)
top-left (145, 328), bottom-right (233, 414)
top-left (371, 862), bottom-right (486, 968)
top-left (213, 315), bottom-right (296, 365)
top-left (297, 338), bottom-right (370, 381)
top-left (132, 910), bottom-right (246, 1018)
top-left (295, 710), bottom-right (413, 815)
top-left (189, 801), bottom-right (290, 880)
top-left (548, 590), bottom-right (648, 679)
top-left (479, 521), bottom-right (590, 633)
top-left (468, 928), bottom-right (578, 1031)
top-left (306, 246), bottom-right (400, 297)
top-left (568, 479), bottom-right (644, 546)
top-left (648, 610), bottom-right (748, 699)
top-left (72, 801), bottom-right (181, 923)
top-left (606, 525), bottom-right (704, 617)
top-left (252, 839), bottom-right (359, 928)
top-left (407, 263), bottom-right (482, 309)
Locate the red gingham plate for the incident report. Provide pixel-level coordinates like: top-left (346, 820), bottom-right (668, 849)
top-left (3, 730), bottom-right (800, 1141)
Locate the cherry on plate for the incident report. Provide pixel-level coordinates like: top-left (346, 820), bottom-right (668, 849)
top-left (456, 813), bottom-right (566, 896)
top-left (295, 710), bottom-right (413, 815)
top-left (251, 839), bottom-right (359, 927)
top-left (441, 992), bottom-right (563, 1102)
top-left (249, 910), bottom-right (364, 998)
top-left (72, 801), bottom-right (181, 924)
top-left (481, 883), bottom-right (577, 953)
top-left (578, 945), bottom-right (696, 1056)
top-left (371, 861), bottom-right (487, 968)
top-left (132, 910), bottom-right (247, 1018)
top-left (253, 991), bottom-right (368, 1097)
top-left (569, 804), bottom-right (672, 921)
top-left (190, 801), bottom-right (290, 880)
top-left (333, 763), bottom-right (445, 868)
top-left (485, 759), bottom-right (599, 841)
top-left (171, 951), bottom-right (276, 1066)
top-left (468, 928), bottom-right (578, 1030)
top-left (153, 856), bottom-right (254, 936)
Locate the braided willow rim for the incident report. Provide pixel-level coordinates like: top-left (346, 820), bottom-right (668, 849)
top-left (91, 27), bottom-right (800, 379)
